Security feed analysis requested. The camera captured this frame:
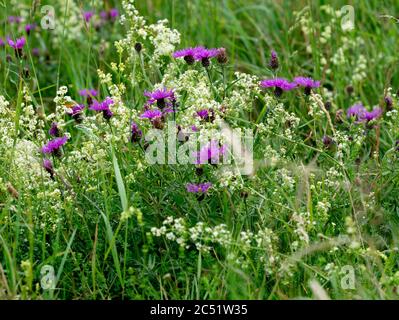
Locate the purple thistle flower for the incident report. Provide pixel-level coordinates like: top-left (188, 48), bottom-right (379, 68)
top-left (294, 76), bottom-right (320, 95)
top-left (197, 109), bottom-right (209, 119)
top-left (25, 24), bottom-right (36, 35)
top-left (8, 37), bottom-right (26, 50)
top-left (109, 8), bottom-right (119, 20)
top-left (385, 96), bottom-right (393, 111)
top-left (347, 103), bottom-right (365, 119)
top-left (49, 122), bottom-right (60, 137)
top-left (268, 50), bottom-right (279, 70)
top-left (347, 103), bottom-right (382, 123)
top-left (144, 88), bottom-right (175, 109)
top-left (173, 46), bottom-right (205, 65)
top-left (42, 136), bottom-right (68, 155)
top-left (194, 47), bottom-right (219, 67)
top-left (68, 104), bottom-right (85, 123)
top-left (260, 78), bottom-right (297, 97)
top-left (196, 109), bottom-right (215, 122)
top-left (100, 11), bottom-right (108, 20)
top-left (83, 11), bottom-right (95, 22)
top-left (79, 88), bottom-right (98, 105)
top-left (191, 125), bottom-right (199, 132)
top-left (69, 104), bottom-right (85, 116)
top-left (32, 48), bottom-right (40, 56)
top-left (89, 97), bottom-right (114, 120)
top-left (186, 182), bottom-right (212, 193)
top-left (43, 159), bottom-right (54, 178)
top-left (140, 109), bottom-right (162, 119)
top-left (322, 135), bottom-right (334, 148)
top-left (361, 107), bottom-right (383, 122)
top-left (8, 36), bottom-right (26, 58)
top-left (79, 88), bottom-right (98, 97)
top-left (131, 122), bottom-right (142, 143)
top-left (194, 140), bottom-right (227, 165)
top-left (8, 16), bottom-right (22, 24)
top-left (140, 109), bottom-right (164, 129)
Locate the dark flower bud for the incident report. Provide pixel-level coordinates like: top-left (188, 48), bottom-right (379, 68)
top-left (274, 87), bottom-right (283, 97)
top-left (322, 135), bottom-right (334, 148)
top-left (23, 67), bottom-right (29, 78)
top-left (324, 101), bottom-right (332, 110)
top-left (385, 96), bottom-right (393, 111)
top-left (134, 42), bottom-right (142, 53)
top-left (395, 140), bottom-right (399, 152)
top-left (240, 191), bottom-right (249, 199)
top-left (131, 122), bottom-right (142, 143)
top-left (6, 54), bottom-right (12, 62)
top-left (335, 109), bottom-right (344, 123)
top-left (102, 109), bottom-right (113, 120)
top-left (49, 122), bottom-right (60, 137)
top-left (216, 48), bottom-right (228, 65)
top-left (184, 55), bottom-right (195, 65)
top-left (157, 98), bottom-right (166, 109)
top-left (268, 50), bottom-right (279, 70)
top-left (195, 167), bottom-right (204, 176)
top-left (346, 85), bottom-right (354, 95)
top-left (43, 159), bottom-right (55, 179)
top-left (201, 57), bottom-right (210, 68)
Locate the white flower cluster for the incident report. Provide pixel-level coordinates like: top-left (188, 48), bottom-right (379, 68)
top-left (150, 216), bottom-right (278, 271)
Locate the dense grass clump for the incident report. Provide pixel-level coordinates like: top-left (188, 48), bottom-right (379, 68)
top-left (1, 0), bottom-right (399, 300)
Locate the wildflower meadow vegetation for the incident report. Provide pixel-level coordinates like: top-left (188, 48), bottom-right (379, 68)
top-left (1, 0), bottom-right (399, 300)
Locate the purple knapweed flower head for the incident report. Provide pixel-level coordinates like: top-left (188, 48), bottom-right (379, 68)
top-left (194, 47), bottom-right (219, 67)
top-left (186, 182), bottom-right (212, 193)
top-left (361, 107), bottom-right (383, 122)
top-left (83, 11), bottom-right (95, 22)
top-left (294, 76), bottom-right (320, 95)
top-left (131, 122), bottom-right (142, 143)
top-left (8, 36), bottom-right (26, 50)
top-left (191, 125), bottom-right (199, 132)
top-left (67, 104), bottom-right (85, 123)
top-left (385, 96), bottom-right (393, 111)
top-left (89, 97), bottom-right (114, 120)
top-left (42, 159), bottom-right (54, 178)
top-left (144, 88), bottom-right (175, 109)
top-left (100, 11), bottom-right (108, 20)
top-left (268, 50), bottom-right (279, 70)
top-left (347, 103), bottom-right (382, 123)
top-left (25, 24), bottom-right (36, 35)
top-left (140, 109), bottom-right (162, 119)
top-left (79, 88), bottom-right (98, 97)
top-left (140, 109), bottom-right (164, 129)
top-left (195, 140), bottom-right (227, 165)
top-left (49, 122), bottom-right (60, 137)
top-left (8, 36), bottom-right (26, 58)
top-left (196, 109), bottom-right (215, 122)
top-left (69, 104), bottom-right (85, 116)
top-left (8, 16), bottom-right (22, 24)
top-left (173, 46), bottom-right (204, 65)
top-left (42, 136), bottom-right (68, 155)
top-left (347, 103), bottom-right (365, 119)
top-left (79, 88), bottom-right (98, 105)
top-left (197, 109), bottom-right (209, 119)
top-left (260, 78), bottom-right (296, 97)
top-left (109, 8), bottom-right (119, 20)
top-left (32, 48), bottom-right (40, 56)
